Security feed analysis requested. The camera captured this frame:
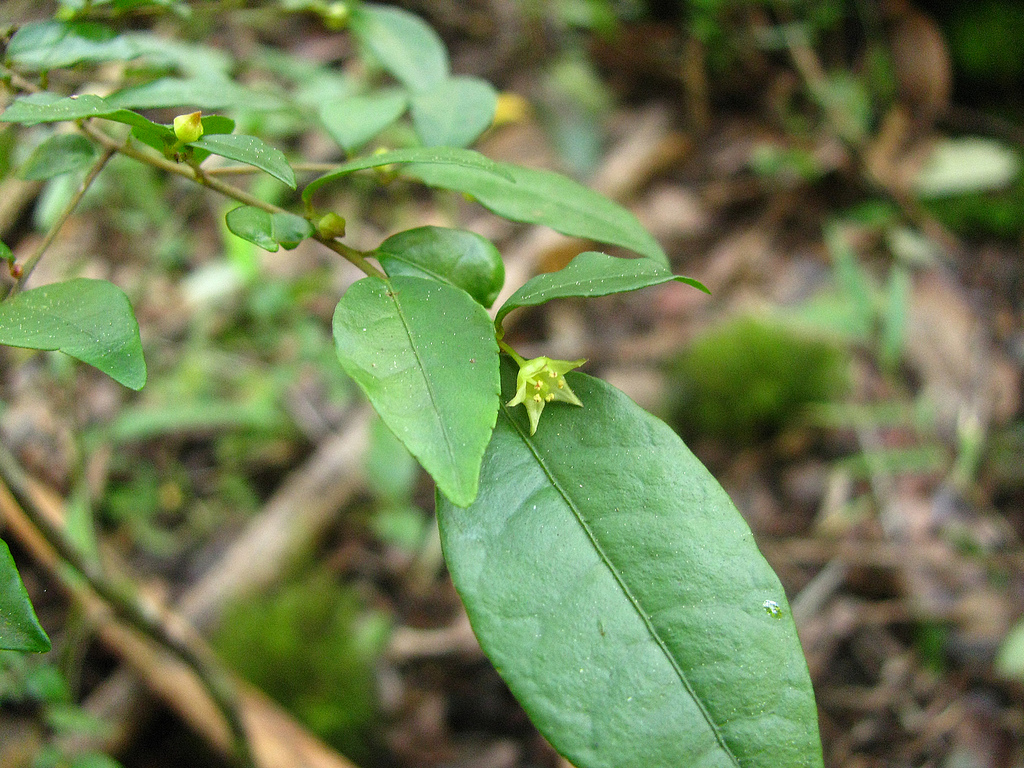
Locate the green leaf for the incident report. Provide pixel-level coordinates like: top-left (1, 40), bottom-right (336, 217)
top-left (0, 539), bottom-right (51, 653)
top-left (320, 89), bottom-right (409, 152)
top-left (106, 75), bottom-right (285, 112)
top-left (404, 160), bottom-right (668, 264)
top-left (302, 146), bottom-right (512, 206)
top-left (438, 358), bottom-right (824, 768)
top-left (496, 251), bottom-right (707, 326)
top-left (349, 3), bottom-right (449, 92)
top-left (6, 21), bottom-right (139, 70)
top-left (19, 134), bottom-right (97, 181)
top-left (0, 241), bottom-right (12, 263)
top-left (374, 226), bottom-right (505, 308)
top-left (0, 279), bottom-right (147, 390)
top-left (188, 134), bottom-right (296, 189)
top-left (333, 276), bottom-right (499, 506)
top-left (0, 93), bottom-right (170, 139)
top-left (225, 206), bottom-right (314, 252)
top-left (410, 76), bottom-right (497, 147)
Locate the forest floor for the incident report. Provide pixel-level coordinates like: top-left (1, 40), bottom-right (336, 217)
top-left (3, 2), bottom-right (1024, 768)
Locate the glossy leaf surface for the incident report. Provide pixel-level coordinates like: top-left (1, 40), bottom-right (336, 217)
top-left (438, 358), bottom-right (824, 768)
top-left (374, 226), bottom-right (505, 308)
top-left (0, 279), bottom-right (146, 390)
top-left (410, 76), bottom-right (497, 148)
top-left (404, 161), bottom-right (668, 264)
top-left (302, 146), bottom-right (511, 205)
top-left (333, 276), bottom-right (499, 506)
top-left (495, 251), bottom-right (708, 325)
top-left (225, 206), bottom-right (314, 252)
top-left (0, 540), bottom-right (50, 653)
top-left (189, 134), bottom-right (296, 188)
top-left (349, 3), bottom-right (449, 92)
top-left (19, 134), bottom-right (97, 180)
top-left (320, 89), bottom-right (409, 152)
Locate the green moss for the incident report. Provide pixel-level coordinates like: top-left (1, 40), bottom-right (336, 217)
top-left (213, 572), bottom-right (388, 763)
top-left (669, 317), bottom-right (847, 445)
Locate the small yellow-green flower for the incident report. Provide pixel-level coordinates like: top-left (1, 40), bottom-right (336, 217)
top-left (172, 111), bottom-right (204, 144)
top-left (507, 356), bottom-right (586, 435)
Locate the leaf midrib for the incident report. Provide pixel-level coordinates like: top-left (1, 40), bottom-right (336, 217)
top-left (501, 400), bottom-right (742, 768)
top-left (386, 282), bottom-right (461, 492)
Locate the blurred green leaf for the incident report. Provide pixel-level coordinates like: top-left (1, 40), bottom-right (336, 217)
top-left (19, 134), bottom-right (96, 181)
top-left (410, 76), bottom-right (497, 147)
top-left (320, 89), bottom-right (409, 153)
top-left (349, 3), bottom-right (449, 92)
top-left (6, 21), bottom-right (139, 70)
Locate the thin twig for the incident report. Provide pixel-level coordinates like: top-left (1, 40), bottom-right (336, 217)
top-left (3, 146), bottom-right (116, 298)
top-left (0, 443), bottom-right (258, 768)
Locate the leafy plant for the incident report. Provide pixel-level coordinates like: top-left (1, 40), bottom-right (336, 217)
top-left (0, 3), bottom-right (823, 767)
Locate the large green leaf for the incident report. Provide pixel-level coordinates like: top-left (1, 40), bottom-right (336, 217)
top-left (5, 21), bottom-right (139, 70)
top-left (188, 134), bottom-right (296, 189)
top-left (374, 226), bottom-right (505, 308)
top-left (349, 3), bottom-right (449, 93)
top-left (0, 539), bottom-right (51, 653)
top-left (302, 146), bottom-right (511, 206)
top-left (0, 279), bottom-right (146, 390)
top-left (333, 276), bottom-right (499, 506)
top-left (410, 76), bottom-right (497, 148)
top-left (495, 251), bottom-right (708, 326)
top-left (404, 160), bottom-right (668, 264)
top-left (437, 358), bottom-right (823, 768)
top-left (320, 88), bottom-right (409, 153)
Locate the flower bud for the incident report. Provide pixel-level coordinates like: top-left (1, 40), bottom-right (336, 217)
top-left (173, 111), bottom-right (204, 144)
top-left (506, 355), bottom-right (585, 435)
top-left (322, 2), bottom-right (350, 30)
top-left (316, 212), bottom-right (347, 239)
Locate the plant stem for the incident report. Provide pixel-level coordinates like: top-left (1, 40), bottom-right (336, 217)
top-left (1, 146), bottom-right (115, 300)
top-left (497, 339), bottom-right (526, 365)
top-left (0, 443), bottom-right (258, 768)
top-left (80, 123), bottom-right (386, 278)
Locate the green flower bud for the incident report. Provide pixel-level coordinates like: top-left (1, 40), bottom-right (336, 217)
top-left (316, 212), bottom-right (347, 239)
top-left (322, 2), bottom-right (350, 30)
top-left (506, 355), bottom-right (586, 435)
top-left (173, 111), bottom-right (204, 144)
